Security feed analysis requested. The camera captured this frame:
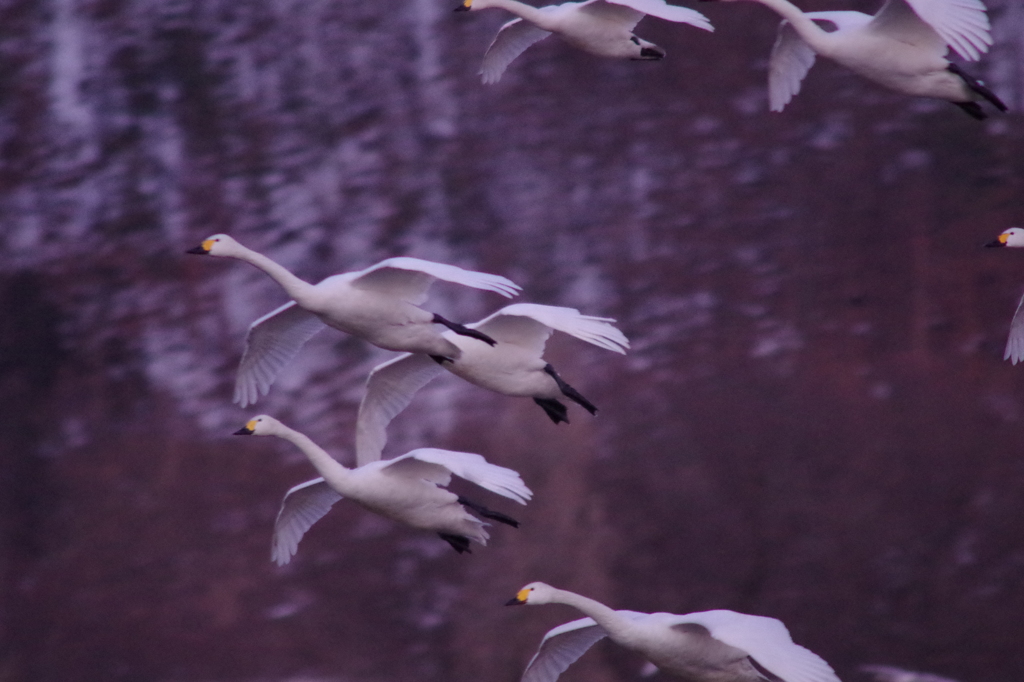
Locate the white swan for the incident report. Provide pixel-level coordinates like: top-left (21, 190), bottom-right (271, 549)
top-left (507, 582), bottom-right (840, 682)
top-left (985, 227), bottom-right (1024, 364)
top-left (186, 234), bottom-right (521, 407)
top-left (707, 0), bottom-right (1005, 119)
top-left (456, 0), bottom-right (713, 84)
top-left (355, 303), bottom-right (629, 464)
top-left (234, 415), bottom-right (532, 563)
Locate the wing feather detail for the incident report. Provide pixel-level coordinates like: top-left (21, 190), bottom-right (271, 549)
top-left (355, 353), bottom-right (446, 466)
top-left (522, 611), bottom-right (648, 682)
top-left (1004, 292), bottom-right (1024, 364)
top-left (605, 0), bottom-right (713, 30)
top-left (350, 257), bottom-right (520, 304)
top-left (666, 610), bottom-right (840, 682)
top-left (521, 617), bottom-right (608, 682)
top-left (474, 303), bottom-right (630, 355)
top-left (874, 0), bottom-right (991, 61)
top-left (234, 302), bottom-right (327, 407)
top-left (482, 18), bottom-right (553, 84)
top-left (396, 448), bottom-right (532, 503)
top-left (271, 478), bottom-right (342, 566)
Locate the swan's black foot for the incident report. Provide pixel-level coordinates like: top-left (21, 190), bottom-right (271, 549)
top-left (458, 496), bottom-right (520, 528)
top-left (543, 364), bottom-right (597, 415)
top-left (534, 397), bottom-right (569, 424)
top-left (438, 533), bottom-right (472, 554)
top-left (953, 101), bottom-right (987, 120)
top-left (432, 314), bottom-right (497, 346)
top-left (639, 47), bottom-right (664, 59)
top-left (948, 63), bottom-right (1008, 118)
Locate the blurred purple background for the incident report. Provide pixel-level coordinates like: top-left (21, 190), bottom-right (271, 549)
top-left (1, 0), bottom-right (1023, 680)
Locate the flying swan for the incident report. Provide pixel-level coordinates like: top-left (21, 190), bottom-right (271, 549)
top-left (456, 0), bottom-right (714, 84)
top-left (234, 415), bottom-right (532, 562)
top-left (986, 227), bottom-right (1024, 364)
top-left (506, 582), bottom-right (841, 682)
top-left (706, 0), bottom-right (1006, 119)
top-left (354, 302), bottom-right (629, 464)
top-left (187, 234), bottom-right (521, 407)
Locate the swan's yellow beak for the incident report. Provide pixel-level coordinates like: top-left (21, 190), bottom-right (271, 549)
top-left (186, 239), bottom-right (215, 255)
top-left (454, 0), bottom-right (472, 11)
top-left (986, 233), bottom-right (1010, 248)
top-left (233, 419), bottom-right (258, 435)
top-left (505, 587), bottom-right (530, 606)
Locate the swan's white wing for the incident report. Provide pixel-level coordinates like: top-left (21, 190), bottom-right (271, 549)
top-left (400, 448), bottom-right (532, 503)
top-left (350, 257), bottom-right (520, 304)
top-left (473, 303), bottom-right (630, 355)
top-left (521, 617), bottom-right (608, 682)
top-left (768, 12), bottom-right (869, 112)
top-left (769, 20), bottom-right (817, 112)
top-left (872, 0), bottom-right (991, 61)
top-left (376, 453), bottom-right (454, 486)
top-left (577, 0), bottom-right (644, 30)
top-left (604, 0), bottom-right (713, 30)
top-left (668, 610), bottom-right (840, 682)
top-left (355, 353), bottom-right (446, 466)
top-left (905, 0), bottom-right (992, 60)
top-left (482, 18), bottom-right (553, 84)
top-left (1003, 293), bottom-right (1024, 365)
top-left (868, 0), bottom-right (947, 56)
top-left (522, 611), bottom-right (648, 682)
top-left (235, 301), bottom-right (327, 407)
top-left (473, 309), bottom-right (554, 356)
top-left (271, 478), bottom-right (343, 566)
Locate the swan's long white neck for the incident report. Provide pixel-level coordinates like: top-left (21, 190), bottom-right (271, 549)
top-left (475, 0), bottom-right (556, 28)
top-left (231, 245), bottom-right (314, 304)
top-left (751, 0), bottom-right (832, 52)
top-left (273, 424), bottom-right (350, 481)
top-left (548, 588), bottom-right (635, 640)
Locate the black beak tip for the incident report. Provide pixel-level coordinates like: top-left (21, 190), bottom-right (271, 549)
top-left (985, 240), bottom-right (1005, 248)
top-left (233, 427), bottom-right (253, 435)
top-left (186, 245), bottom-right (209, 255)
top-left (505, 597), bottom-right (525, 606)
top-left (453, 4), bottom-right (470, 11)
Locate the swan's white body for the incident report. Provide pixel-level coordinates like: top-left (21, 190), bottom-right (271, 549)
top-left (235, 415), bottom-right (532, 564)
top-left (355, 303), bottom-right (629, 464)
top-left (460, 0), bottom-right (713, 83)
top-left (985, 227), bottom-right (1024, 364)
top-left (715, 0), bottom-right (1000, 114)
top-left (187, 234), bottom-right (520, 407)
top-left (508, 582), bottom-right (840, 682)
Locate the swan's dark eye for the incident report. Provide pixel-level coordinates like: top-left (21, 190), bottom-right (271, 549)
top-left (630, 36), bottom-right (640, 45)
